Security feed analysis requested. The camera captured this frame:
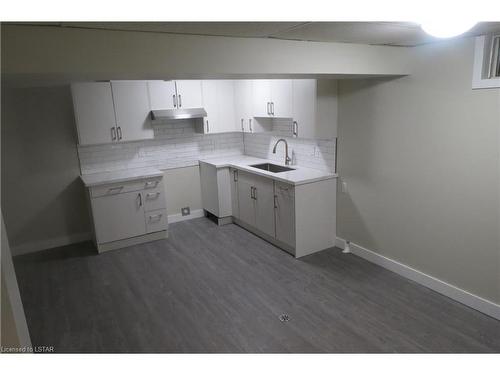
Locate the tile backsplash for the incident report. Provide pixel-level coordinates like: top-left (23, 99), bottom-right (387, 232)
top-left (78, 120), bottom-right (244, 174)
top-left (78, 119), bottom-right (336, 175)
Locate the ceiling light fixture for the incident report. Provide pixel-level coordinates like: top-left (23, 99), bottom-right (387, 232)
top-left (420, 20), bottom-right (477, 38)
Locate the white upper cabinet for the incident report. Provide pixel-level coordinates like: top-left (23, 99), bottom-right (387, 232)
top-left (252, 79), bottom-right (292, 118)
top-left (111, 81), bottom-right (154, 142)
top-left (271, 80), bottom-right (293, 118)
top-left (292, 79), bottom-right (317, 139)
top-left (71, 82), bottom-right (118, 145)
top-left (201, 80), bottom-right (237, 134)
top-left (291, 79), bottom-right (337, 140)
top-left (252, 79), bottom-right (273, 117)
top-left (234, 80), bottom-right (253, 132)
top-left (147, 80), bottom-right (177, 110)
top-left (175, 80), bottom-right (203, 109)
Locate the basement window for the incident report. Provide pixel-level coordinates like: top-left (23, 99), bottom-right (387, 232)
top-left (472, 34), bottom-right (500, 89)
top-left (489, 34), bottom-right (500, 78)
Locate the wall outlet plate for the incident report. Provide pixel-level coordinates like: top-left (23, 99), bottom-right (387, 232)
top-left (181, 207), bottom-right (190, 216)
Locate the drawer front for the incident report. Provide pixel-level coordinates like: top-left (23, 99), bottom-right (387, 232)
top-left (145, 209), bottom-right (168, 234)
top-left (90, 177), bottom-right (163, 198)
top-left (144, 189), bottom-right (166, 212)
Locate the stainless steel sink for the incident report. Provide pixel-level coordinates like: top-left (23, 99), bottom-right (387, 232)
top-left (250, 163), bottom-right (295, 173)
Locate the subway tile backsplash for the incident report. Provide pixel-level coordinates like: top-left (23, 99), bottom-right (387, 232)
top-left (78, 119), bottom-right (335, 175)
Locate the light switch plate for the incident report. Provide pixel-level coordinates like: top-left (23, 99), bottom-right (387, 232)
top-left (181, 207), bottom-right (190, 216)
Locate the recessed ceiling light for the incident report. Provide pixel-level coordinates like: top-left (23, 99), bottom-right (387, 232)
top-left (420, 20), bottom-right (477, 38)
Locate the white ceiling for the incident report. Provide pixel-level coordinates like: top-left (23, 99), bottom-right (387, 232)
top-left (12, 22), bottom-right (500, 47)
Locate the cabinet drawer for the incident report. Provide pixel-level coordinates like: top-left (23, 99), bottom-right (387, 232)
top-left (90, 177), bottom-right (163, 198)
top-left (145, 209), bottom-right (168, 233)
top-left (144, 189), bottom-right (166, 212)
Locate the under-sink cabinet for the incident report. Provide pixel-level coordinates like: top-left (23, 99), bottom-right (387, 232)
top-left (85, 175), bottom-right (168, 252)
top-left (200, 162), bottom-right (336, 258)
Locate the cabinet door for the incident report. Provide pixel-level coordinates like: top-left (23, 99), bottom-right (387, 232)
top-left (201, 80), bottom-right (218, 134)
top-left (175, 80), bottom-right (203, 109)
top-left (234, 80), bottom-right (253, 132)
top-left (71, 82), bottom-right (117, 145)
top-left (292, 79), bottom-right (316, 139)
top-left (216, 80), bottom-right (237, 133)
top-left (253, 176), bottom-right (275, 238)
top-left (230, 169), bottom-right (239, 219)
top-left (271, 80), bottom-right (293, 118)
top-left (111, 81), bottom-right (154, 142)
top-left (237, 179), bottom-right (255, 227)
top-left (252, 80), bottom-right (272, 118)
top-left (148, 81), bottom-right (177, 110)
top-left (91, 191), bottom-right (146, 244)
top-left (275, 183), bottom-right (295, 248)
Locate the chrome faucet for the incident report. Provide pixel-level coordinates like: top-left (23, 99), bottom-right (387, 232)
top-left (272, 138), bottom-right (292, 166)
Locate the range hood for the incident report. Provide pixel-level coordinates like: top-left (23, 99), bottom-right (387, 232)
top-left (150, 108), bottom-right (207, 121)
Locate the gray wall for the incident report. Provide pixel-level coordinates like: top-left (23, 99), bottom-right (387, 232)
top-left (1, 86), bottom-right (91, 253)
top-left (337, 37), bottom-right (500, 304)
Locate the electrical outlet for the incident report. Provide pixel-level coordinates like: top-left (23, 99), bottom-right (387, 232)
top-left (181, 207), bottom-right (190, 216)
top-left (341, 179), bottom-right (348, 193)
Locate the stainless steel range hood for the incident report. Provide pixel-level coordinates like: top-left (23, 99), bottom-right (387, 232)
top-left (150, 108), bottom-right (207, 121)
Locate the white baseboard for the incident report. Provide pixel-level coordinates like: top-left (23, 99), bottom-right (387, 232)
top-left (336, 237), bottom-right (500, 321)
top-left (168, 209), bottom-right (205, 224)
top-left (12, 232), bottom-right (92, 256)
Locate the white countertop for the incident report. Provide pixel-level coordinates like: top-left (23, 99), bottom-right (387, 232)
top-left (199, 156), bottom-right (337, 186)
top-left (81, 167), bottom-right (163, 187)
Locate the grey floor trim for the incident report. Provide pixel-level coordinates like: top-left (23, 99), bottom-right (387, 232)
top-left (14, 218), bottom-right (500, 353)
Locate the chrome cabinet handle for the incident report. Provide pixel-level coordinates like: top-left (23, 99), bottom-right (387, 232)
top-left (149, 213), bottom-right (163, 221)
top-left (111, 127), bottom-right (117, 141)
top-left (249, 119), bottom-right (253, 132)
top-left (173, 95), bottom-right (177, 108)
top-left (206, 120), bottom-right (210, 133)
top-left (233, 170), bottom-right (238, 182)
top-left (267, 102), bottom-right (270, 115)
top-left (293, 121), bottom-right (298, 137)
top-left (178, 94), bottom-right (182, 108)
top-left (146, 192), bottom-right (160, 198)
top-left (271, 102), bottom-right (275, 115)
top-left (145, 180), bottom-right (159, 188)
top-left (107, 186), bottom-right (124, 194)
top-left (138, 193), bottom-right (142, 207)
top-left (274, 195), bottom-right (278, 208)
top-left (253, 187), bottom-right (257, 200)
top-left (117, 126), bottom-right (122, 140)
top-left (241, 118), bottom-right (244, 131)
top-left (250, 186), bottom-right (254, 199)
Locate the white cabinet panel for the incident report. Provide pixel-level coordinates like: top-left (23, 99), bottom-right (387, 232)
top-left (92, 190), bottom-right (146, 244)
top-left (201, 80), bottom-right (217, 134)
top-left (230, 169), bottom-right (239, 219)
top-left (148, 81), bottom-right (177, 110)
top-left (145, 209), bottom-right (168, 234)
top-left (216, 80), bottom-right (237, 133)
top-left (234, 80), bottom-right (253, 132)
top-left (111, 81), bottom-right (154, 142)
top-left (71, 82), bottom-right (117, 145)
top-left (252, 80), bottom-right (272, 117)
top-left (292, 79), bottom-right (317, 139)
top-left (253, 176), bottom-right (275, 238)
top-left (144, 188), bottom-right (166, 212)
top-left (271, 80), bottom-right (293, 118)
top-left (275, 183), bottom-right (295, 248)
top-left (237, 179), bottom-right (255, 227)
top-left (175, 80), bottom-right (203, 109)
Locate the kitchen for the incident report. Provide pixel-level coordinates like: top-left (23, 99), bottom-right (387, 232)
top-left (1, 18), bottom-right (500, 360)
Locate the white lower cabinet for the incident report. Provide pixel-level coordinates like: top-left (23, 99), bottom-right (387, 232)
top-left (92, 190), bottom-right (146, 244)
top-left (274, 181), bottom-right (296, 248)
top-left (87, 176), bottom-right (168, 252)
top-left (230, 168), bottom-right (240, 219)
top-left (230, 169), bottom-right (336, 258)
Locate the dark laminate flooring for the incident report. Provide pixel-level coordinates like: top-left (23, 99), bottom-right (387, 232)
top-left (14, 218), bottom-right (500, 353)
